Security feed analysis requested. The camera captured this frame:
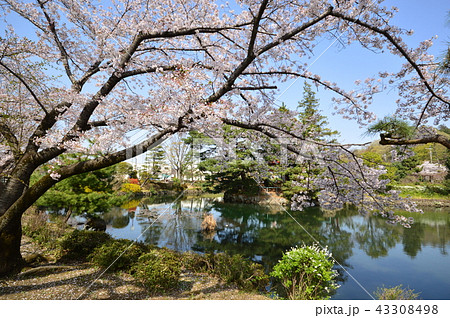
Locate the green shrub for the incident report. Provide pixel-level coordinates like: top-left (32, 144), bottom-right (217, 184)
top-left (270, 244), bottom-right (339, 300)
top-left (205, 253), bottom-right (269, 291)
top-left (132, 248), bottom-right (181, 293)
top-left (171, 178), bottom-right (186, 191)
top-left (89, 239), bottom-right (149, 272)
top-left (181, 251), bottom-right (209, 272)
top-left (58, 230), bottom-right (112, 260)
top-left (374, 285), bottom-right (420, 300)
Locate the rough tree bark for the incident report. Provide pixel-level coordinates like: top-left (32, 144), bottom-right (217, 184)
top-left (0, 211), bottom-right (24, 275)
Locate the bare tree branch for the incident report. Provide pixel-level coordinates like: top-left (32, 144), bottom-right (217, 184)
top-left (379, 133), bottom-right (450, 149)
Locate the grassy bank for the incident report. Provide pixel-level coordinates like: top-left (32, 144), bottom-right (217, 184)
top-left (396, 186), bottom-right (448, 199)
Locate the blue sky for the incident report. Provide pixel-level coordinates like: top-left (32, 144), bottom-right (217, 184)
top-left (276, 0), bottom-right (449, 144)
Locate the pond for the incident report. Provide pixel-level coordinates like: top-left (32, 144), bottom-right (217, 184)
top-left (101, 196), bottom-right (450, 300)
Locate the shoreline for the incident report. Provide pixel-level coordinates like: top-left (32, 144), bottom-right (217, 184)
top-left (411, 198), bottom-right (450, 208)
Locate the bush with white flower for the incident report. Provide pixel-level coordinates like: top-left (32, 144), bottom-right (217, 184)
top-left (270, 244), bottom-right (339, 300)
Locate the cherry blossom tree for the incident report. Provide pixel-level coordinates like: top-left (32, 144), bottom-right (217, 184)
top-left (0, 0), bottom-right (448, 275)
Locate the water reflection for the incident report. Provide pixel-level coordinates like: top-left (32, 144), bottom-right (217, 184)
top-left (102, 197), bottom-right (450, 299)
top-left (103, 198), bottom-right (450, 261)
top-left (354, 216), bottom-right (403, 259)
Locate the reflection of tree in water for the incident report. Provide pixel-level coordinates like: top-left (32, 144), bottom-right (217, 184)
top-left (402, 223), bottom-right (425, 258)
top-left (401, 209), bottom-right (450, 257)
top-left (319, 215), bottom-right (354, 265)
top-left (137, 198), bottom-right (214, 251)
top-left (157, 201), bottom-right (202, 251)
top-left (103, 207), bottom-right (130, 229)
top-left (318, 213), bottom-right (355, 286)
top-left (348, 208), bottom-right (450, 259)
top-left (354, 216), bottom-right (403, 258)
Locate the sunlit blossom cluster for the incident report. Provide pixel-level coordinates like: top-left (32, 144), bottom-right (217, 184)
top-left (289, 148), bottom-right (421, 227)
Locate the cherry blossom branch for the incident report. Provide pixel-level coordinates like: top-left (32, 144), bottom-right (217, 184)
top-left (255, 6), bottom-right (333, 57)
top-left (139, 23), bottom-right (251, 41)
top-left (0, 121), bottom-right (20, 159)
top-left (2, 124), bottom-right (182, 223)
top-left (0, 60), bottom-right (48, 115)
top-left (206, 6), bottom-right (334, 104)
top-left (320, 156), bottom-right (385, 210)
top-left (86, 120), bottom-right (107, 129)
top-left (120, 65), bottom-right (178, 78)
top-left (78, 60), bottom-right (103, 88)
top-left (329, 11), bottom-right (450, 110)
top-left (327, 166), bottom-right (341, 197)
top-left (25, 101), bottom-right (71, 152)
top-left (415, 96), bottom-right (433, 129)
top-left (234, 85), bottom-right (278, 91)
top-left (247, 0), bottom-right (269, 56)
top-left (37, 0), bottom-right (76, 85)
top-left (70, 21), bottom-right (256, 134)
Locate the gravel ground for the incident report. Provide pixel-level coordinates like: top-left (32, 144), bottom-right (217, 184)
top-left (0, 265), bottom-right (269, 300)
top-left (0, 237), bottom-right (270, 300)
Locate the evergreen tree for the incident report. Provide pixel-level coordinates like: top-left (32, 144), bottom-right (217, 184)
top-left (282, 82), bottom-right (339, 200)
top-left (198, 127), bottom-right (263, 199)
top-left (145, 145), bottom-right (165, 178)
top-left (297, 82), bottom-right (339, 141)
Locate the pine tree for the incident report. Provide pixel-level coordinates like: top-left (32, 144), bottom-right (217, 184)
top-left (297, 82), bottom-right (338, 141)
top-left (282, 82), bottom-right (339, 201)
top-left (145, 145), bottom-right (165, 179)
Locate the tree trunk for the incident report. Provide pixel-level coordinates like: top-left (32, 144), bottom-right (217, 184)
top-left (0, 213), bottom-right (25, 276)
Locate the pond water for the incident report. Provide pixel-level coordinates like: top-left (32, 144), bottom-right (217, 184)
top-left (102, 196), bottom-right (450, 300)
